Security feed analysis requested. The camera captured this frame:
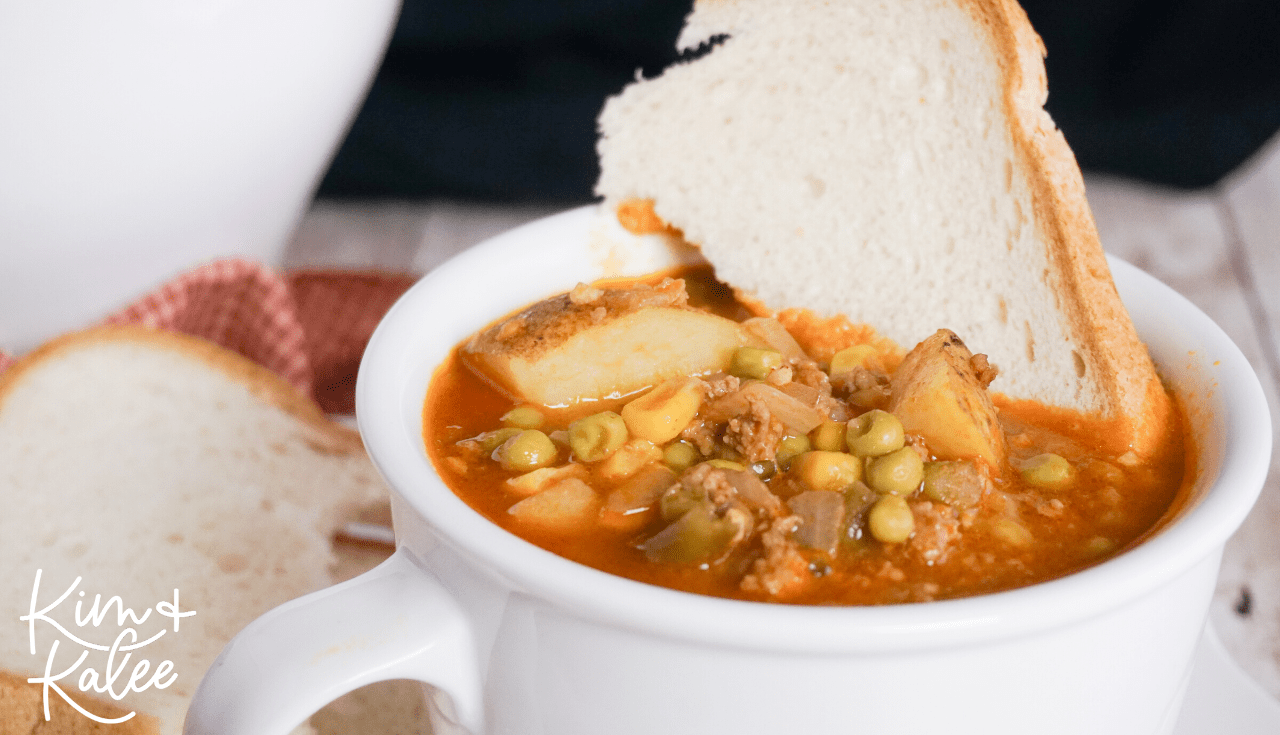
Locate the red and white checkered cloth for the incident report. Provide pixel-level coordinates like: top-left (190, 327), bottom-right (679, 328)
top-left (0, 259), bottom-right (417, 414)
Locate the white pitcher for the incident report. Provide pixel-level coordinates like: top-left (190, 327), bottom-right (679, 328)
top-left (0, 0), bottom-right (401, 353)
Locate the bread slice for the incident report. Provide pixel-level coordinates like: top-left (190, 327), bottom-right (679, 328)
top-left (595, 0), bottom-right (1172, 455)
top-left (0, 326), bottom-right (388, 735)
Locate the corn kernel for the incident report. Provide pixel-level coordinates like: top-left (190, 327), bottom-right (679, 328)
top-left (596, 439), bottom-right (662, 481)
top-left (791, 450), bottom-right (862, 493)
top-left (506, 464), bottom-right (588, 497)
top-left (1018, 453), bottom-right (1074, 491)
top-left (829, 344), bottom-right (877, 375)
top-left (992, 518), bottom-right (1033, 548)
top-left (622, 377), bottom-right (704, 444)
top-left (809, 420), bottom-right (847, 452)
top-left (501, 405), bottom-right (545, 429)
top-left (775, 435), bottom-right (811, 467)
top-left (730, 346), bottom-right (783, 380)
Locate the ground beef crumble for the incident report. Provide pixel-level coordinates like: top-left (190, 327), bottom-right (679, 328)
top-left (790, 359), bottom-right (847, 418)
top-left (834, 366), bottom-right (893, 410)
top-left (701, 373), bottom-right (742, 400)
top-left (740, 515), bottom-right (809, 597)
top-left (970, 353), bottom-right (999, 387)
top-left (679, 418), bottom-right (719, 455)
top-left (1033, 497), bottom-right (1066, 518)
top-left (791, 359), bottom-right (832, 395)
top-left (908, 501), bottom-right (962, 565)
top-left (723, 394), bottom-right (786, 463)
top-left (679, 463), bottom-right (738, 507)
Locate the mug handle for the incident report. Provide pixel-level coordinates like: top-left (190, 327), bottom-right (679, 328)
top-left (183, 548), bottom-right (482, 735)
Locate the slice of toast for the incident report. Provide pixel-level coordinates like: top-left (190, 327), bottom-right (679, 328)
top-left (0, 326), bottom-right (390, 735)
top-left (595, 0), bottom-right (1173, 455)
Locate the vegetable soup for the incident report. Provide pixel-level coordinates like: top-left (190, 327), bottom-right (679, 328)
top-left (423, 267), bottom-right (1190, 605)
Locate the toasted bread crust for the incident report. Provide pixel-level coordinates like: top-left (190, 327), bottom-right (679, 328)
top-left (0, 670), bottom-right (159, 735)
top-left (961, 0), bottom-right (1172, 454)
top-left (0, 325), bottom-right (364, 455)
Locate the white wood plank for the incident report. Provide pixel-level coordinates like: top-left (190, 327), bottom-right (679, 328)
top-left (408, 201), bottom-right (561, 275)
top-left (1212, 135), bottom-right (1280, 700)
top-left (1224, 133), bottom-right (1280, 366)
top-left (283, 200), bottom-right (430, 272)
top-left (1085, 175), bottom-right (1242, 347)
top-left (1087, 171), bottom-right (1280, 698)
top-left (284, 200), bottom-right (560, 275)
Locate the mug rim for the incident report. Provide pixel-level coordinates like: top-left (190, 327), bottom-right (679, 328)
top-left (356, 204), bottom-right (1271, 654)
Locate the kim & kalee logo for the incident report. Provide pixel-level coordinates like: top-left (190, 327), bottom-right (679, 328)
top-left (19, 569), bottom-right (197, 724)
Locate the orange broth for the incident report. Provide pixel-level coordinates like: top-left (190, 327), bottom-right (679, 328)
top-left (422, 268), bottom-right (1192, 605)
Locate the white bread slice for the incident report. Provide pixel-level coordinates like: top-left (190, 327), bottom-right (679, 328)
top-left (595, 0), bottom-right (1172, 455)
top-left (0, 326), bottom-right (388, 735)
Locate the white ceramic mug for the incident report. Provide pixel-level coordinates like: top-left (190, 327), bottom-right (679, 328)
top-left (0, 0), bottom-right (400, 354)
top-left (185, 206), bottom-right (1271, 735)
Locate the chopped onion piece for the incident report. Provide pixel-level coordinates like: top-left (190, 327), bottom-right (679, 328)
top-left (742, 317), bottom-right (808, 361)
top-left (788, 490), bottom-right (846, 555)
top-left (706, 382), bottom-right (826, 436)
top-left (722, 469), bottom-right (784, 516)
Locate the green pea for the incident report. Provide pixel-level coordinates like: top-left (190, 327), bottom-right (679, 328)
top-left (642, 502), bottom-right (741, 563)
top-left (495, 430), bottom-right (558, 472)
top-left (992, 518), bottom-right (1033, 548)
top-left (568, 411), bottom-right (629, 462)
top-left (775, 435), bottom-right (812, 467)
top-left (846, 409), bottom-right (905, 457)
top-left (1019, 453), bottom-right (1074, 491)
top-left (663, 441), bottom-right (701, 473)
top-left (809, 420), bottom-right (848, 452)
top-left (730, 346), bottom-right (784, 380)
top-left (748, 460), bottom-right (777, 480)
top-left (866, 447), bottom-right (924, 496)
top-left (706, 458), bottom-right (745, 471)
top-left (477, 427), bottom-right (522, 453)
top-left (829, 344), bottom-right (877, 375)
top-left (713, 444), bottom-right (745, 463)
top-left (1083, 536), bottom-right (1116, 557)
top-left (659, 483), bottom-right (706, 522)
top-left (501, 405), bottom-right (545, 429)
top-left (921, 461), bottom-right (987, 508)
top-left (844, 480), bottom-right (878, 512)
top-left (867, 494), bottom-right (914, 544)
top-left (793, 451), bottom-right (862, 493)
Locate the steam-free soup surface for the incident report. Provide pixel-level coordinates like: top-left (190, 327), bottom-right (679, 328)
top-left (423, 268), bottom-right (1188, 605)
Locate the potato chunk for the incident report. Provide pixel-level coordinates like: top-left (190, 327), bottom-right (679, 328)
top-left (464, 279), bottom-right (750, 406)
top-left (507, 478), bottom-right (600, 531)
top-left (505, 463), bottom-right (589, 497)
top-left (889, 330), bottom-right (1006, 469)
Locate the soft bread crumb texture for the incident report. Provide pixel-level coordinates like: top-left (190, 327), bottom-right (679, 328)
top-left (0, 327), bottom-right (387, 735)
top-left (596, 0), bottom-right (1171, 455)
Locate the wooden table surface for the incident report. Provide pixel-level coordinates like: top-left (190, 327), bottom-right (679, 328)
top-left (286, 134), bottom-right (1280, 701)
